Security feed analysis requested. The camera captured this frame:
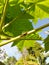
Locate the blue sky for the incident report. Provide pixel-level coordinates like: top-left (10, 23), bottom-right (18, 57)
top-left (33, 18), bottom-right (49, 38)
top-left (1, 18), bottom-right (49, 62)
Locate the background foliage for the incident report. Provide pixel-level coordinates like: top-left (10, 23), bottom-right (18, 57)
top-left (0, 0), bottom-right (49, 65)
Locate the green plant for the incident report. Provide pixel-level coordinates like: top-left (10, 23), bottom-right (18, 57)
top-left (0, 0), bottom-right (49, 65)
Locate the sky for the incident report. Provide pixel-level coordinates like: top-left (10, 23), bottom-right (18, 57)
top-left (0, 18), bottom-right (49, 63)
top-left (33, 18), bottom-right (49, 38)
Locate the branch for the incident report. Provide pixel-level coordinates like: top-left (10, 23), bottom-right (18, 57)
top-left (0, 23), bottom-right (49, 46)
top-left (0, 0), bottom-right (9, 31)
top-left (2, 17), bottom-right (17, 30)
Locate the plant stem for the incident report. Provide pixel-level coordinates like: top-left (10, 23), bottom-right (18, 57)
top-left (0, 23), bottom-right (49, 46)
top-left (0, 0), bottom-right (9, 31)
top-left (2, 17), bottom-right (17, 30)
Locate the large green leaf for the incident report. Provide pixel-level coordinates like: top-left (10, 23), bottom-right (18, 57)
top-left (6, 1), bottom-right (34, 19)
top-left (44, 35), bottom-right (49, 52)
top-left (17, 40), bottom-right (35, 51)
top-left (20, 0), bottom-right (49, 23)
top-left (4, 19), bottom-right (33, 36)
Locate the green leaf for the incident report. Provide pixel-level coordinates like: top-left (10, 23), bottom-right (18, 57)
top-left (19, 11), bottom-right (34, 19)
top-left (6, 2), bottom-right (34, 19)
top-left (44, 35), bottom-right (49, 52)
top-left (25, 33), bottom-right (43, 40)
top-left (37, 4), bottom-right (49, 14)
top-left (17, 40), bottom-right (24, 51)
top-left (21, 0), bottom-right (49, 23)
top-left (4, 19), bottom-right (33, 47)
top-left (4, 19), bottom-right (33, 37)
top-left (17, 40), bottom-right (35, 51)
top-left (6, 4), bottom-right (22, 19)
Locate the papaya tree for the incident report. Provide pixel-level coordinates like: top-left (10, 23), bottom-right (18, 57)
top-left (0, 0), bottom-right (49, 65)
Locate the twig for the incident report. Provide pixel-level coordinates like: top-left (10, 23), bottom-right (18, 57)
top-left (0, 0), bottom-right (9, 31)
top-left (2, 17), bottom-right (17, 30)
top-left (0, 23), bottom-right (49, 46)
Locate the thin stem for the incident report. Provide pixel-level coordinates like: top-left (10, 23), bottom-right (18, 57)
top-left (0, 39), bottom-right (43, 40)
top-left (2, 17), bottom-right (17, 30)
top-left (0, 0), bottom-right (9, 31)
top-left (0, 23), bottom-right (49, 46)
top-left (2, 12), bottom-right (23, 30)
